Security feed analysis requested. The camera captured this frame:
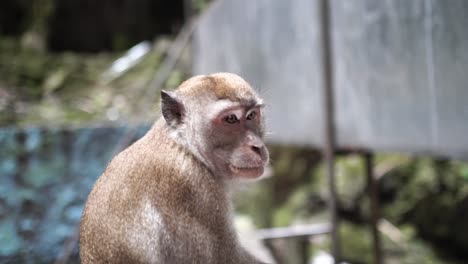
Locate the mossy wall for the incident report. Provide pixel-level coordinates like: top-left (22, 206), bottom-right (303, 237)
top-left (0, 125), bottom-right (148, 263)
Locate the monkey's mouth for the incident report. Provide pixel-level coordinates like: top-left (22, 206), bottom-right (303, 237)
top-left (229, 164), bottom-right (264, 178)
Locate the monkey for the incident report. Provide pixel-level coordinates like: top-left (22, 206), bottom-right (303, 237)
top-left (79, 72), bottom-right (270, 264)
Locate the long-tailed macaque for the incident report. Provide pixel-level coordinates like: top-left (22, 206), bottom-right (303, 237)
top-left (79, 73), bottom-right (269, 263)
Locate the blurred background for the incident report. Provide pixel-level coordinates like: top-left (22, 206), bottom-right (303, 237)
top-left (1, 0), bottom-right (468, 263)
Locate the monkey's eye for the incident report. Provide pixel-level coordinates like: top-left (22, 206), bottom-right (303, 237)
top-left (224, 114), bottom-right (239, 124)
top-left (246, 111), bottom-right (257, 120)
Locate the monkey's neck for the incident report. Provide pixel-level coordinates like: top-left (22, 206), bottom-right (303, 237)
top-left (149, 118), bottom-right (222, 181)
top-left (147, 119), bottom-right (233, 222)
top-left (133, 119), bottom-right (244, 256)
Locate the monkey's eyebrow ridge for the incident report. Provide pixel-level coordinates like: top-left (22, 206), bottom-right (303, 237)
top-left (240, 99), bottom-right (263, 109)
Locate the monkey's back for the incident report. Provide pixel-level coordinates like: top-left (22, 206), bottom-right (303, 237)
top-left (79, 120), bottom-right (242, 263)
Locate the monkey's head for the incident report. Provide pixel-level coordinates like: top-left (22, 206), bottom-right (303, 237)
top-left (160, 72), bottom-right (269, 180)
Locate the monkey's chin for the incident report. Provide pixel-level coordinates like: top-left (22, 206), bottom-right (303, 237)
top-left (229, 165), bottom-right (264, 179)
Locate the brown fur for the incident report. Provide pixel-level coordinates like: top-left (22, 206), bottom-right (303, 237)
top-left (177, 73), bottom-right (257, 102)
top-left (79, 73), bottom-right (267, 264)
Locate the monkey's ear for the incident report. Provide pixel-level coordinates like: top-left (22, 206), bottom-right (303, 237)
top-left (161, 90), bottom-right (184, 128)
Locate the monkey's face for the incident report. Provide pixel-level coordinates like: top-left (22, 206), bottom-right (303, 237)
top-left (160, 73), bottom-right (270, 180)
top-left (200, 100), bottom-right (269, 179)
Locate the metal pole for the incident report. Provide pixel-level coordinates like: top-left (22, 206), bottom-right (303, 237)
top-left (299, 238), bottom-right (309, 264)
top-left (365, 153), bottom-right (383, 264)
top-left (318, 0), bottom-right (340, 262)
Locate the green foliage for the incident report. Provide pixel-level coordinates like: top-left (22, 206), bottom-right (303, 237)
top-left (0, 36), bottom-right (189, 126)
top-left (0, 36), bottom-right (111, 100)
top-left (340, 222), bottom-right (373, 263)
top-left (382, 158), bottom-right (468, 221)
top-left (336, 155), bottom-right (366, 208)
top-left (234, 145), bottom-right (321, 228)
top-left (27, 0), bottom-right (55, 34)
top-left (236, 148), bottom-right (468, 263)
top-left (165, 70), bottom-right (186, 89)
top-left (191, 0), bottom-right (211, 13)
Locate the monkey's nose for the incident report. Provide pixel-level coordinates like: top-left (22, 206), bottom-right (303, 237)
top-left (251, 145), bottom-right (262, 156)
